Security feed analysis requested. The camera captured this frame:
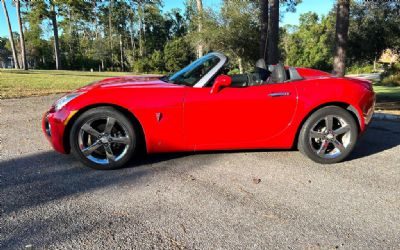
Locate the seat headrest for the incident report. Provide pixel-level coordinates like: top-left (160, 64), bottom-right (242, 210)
top-left (269, 63), bottom-right (287, 83)
top-left (255, 59), bottom-right (267, 70)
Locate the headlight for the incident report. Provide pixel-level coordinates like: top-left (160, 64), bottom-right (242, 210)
top-left (54, 92), bottom-right (82, 111)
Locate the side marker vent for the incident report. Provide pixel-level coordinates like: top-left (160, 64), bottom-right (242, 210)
top-left (156, 112), bottom-right (163, 122)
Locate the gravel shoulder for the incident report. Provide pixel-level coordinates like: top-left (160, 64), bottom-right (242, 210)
top-left (1, 95), bottom-right (400, 249)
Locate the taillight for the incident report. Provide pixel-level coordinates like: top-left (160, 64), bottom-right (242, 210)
top-left (367, 81), bottom-right (373, 91)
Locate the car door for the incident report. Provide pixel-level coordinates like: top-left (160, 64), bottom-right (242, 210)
top-left (183, 81), bottom-right (298, 150)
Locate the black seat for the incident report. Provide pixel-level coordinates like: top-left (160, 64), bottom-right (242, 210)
top-left (229, 59), bottom-right (292, 87)
top-left (248, 59), bottom-right (270, 86)
top-left (230, 74), bottom-right (249, 87)
top-left (267, 63), bottom-right (286, 83)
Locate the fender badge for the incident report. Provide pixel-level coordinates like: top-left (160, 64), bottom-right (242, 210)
top-left (156, 112), bottom-right (163, 122)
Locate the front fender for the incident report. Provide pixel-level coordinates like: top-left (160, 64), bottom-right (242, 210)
top-left (63, 87), bottom-right (186, 153)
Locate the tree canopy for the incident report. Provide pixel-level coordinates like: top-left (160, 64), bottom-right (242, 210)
top-left (0, 0), bottom-right (399, 73)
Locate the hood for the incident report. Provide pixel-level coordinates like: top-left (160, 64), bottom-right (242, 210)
top-left (77, 75), bottom-right (180, 92)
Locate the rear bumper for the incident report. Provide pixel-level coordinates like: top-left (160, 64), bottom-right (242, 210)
top-left (42, 109), bottom-right (73, 154)
top-left (362, 91), bottom-right (376, 127)
top-left (356, 90), bottom-right (375, 136)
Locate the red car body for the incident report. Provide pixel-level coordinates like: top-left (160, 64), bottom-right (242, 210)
top-left (43, 68), bottom-right (375, 156)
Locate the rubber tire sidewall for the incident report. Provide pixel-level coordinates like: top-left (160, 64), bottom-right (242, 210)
top-left (298, 106), bottom-right (358, 164)
top-left (70, 107), bottom-right (137, 170)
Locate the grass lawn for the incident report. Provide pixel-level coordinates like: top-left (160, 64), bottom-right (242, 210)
top-left (0, 69), bottom-right (133, 99)
top-left (374, 85), bottom-right (400, 111)
top-left (374, 85), bottom-right (400, 102)
top-left (1, 70), bottom-right (400, 107)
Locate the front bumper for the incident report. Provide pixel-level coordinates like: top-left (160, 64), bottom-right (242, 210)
top-left (42, 108), bottom-right (76, 154)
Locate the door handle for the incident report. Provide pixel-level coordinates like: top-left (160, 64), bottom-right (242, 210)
top-left (268, 92), bottom-right (290, 97)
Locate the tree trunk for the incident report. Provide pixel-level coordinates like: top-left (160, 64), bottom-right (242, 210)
top-left (67, 8), bottom-right (74, 66)
top-left (119, 34), bottom-right (124, 71)
top-left (138, 4), bottom-right (143, 57)
top-left (143, 5), bottom-right (147, 56)
top-left (92, 0), bottom-right (99, 39)
top-left (130, 21), bottom-right (136, 61)
top-left (1, 0), bottom-right (19, 69)
top-left (109, 0), bottom-right (114, 69)
top-left (259, 0), bottom-right (268, 61)
top-left (129, 9), bottom-right (136, 62)
top-left (333, 0), bottom-right (350, 77)
top-left (50, 2), bottom-right (62, 70)
top-left (238, 58), bottom-right (243, 74)
top-left (196, 0), bottom-right (203, 58)
top-left (15, 0), bottom-right (27, 70)
top-left (267, 0), bottom-right (279, 64)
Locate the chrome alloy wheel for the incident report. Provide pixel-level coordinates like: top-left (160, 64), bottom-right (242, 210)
top-left (308, 115), bottom-right (352, 159)
top-left (78, 117), bottom-right (131, 165)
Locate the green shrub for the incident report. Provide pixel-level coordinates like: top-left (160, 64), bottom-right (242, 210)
top-left (132, 58), bottom-right (150, 73)
top-left (380, 74), bottom-right (400, 87)
top-left (164, 37), bottom-right (194, 72)
top-left (148, 50), bottom-right (164, 72)
top-left (227, 68), bottom-right (240, 75)
top-left (132, 51), bottom-right (165, 74)
top-left (347, 63), bottom-right (380, 74)
top-left (381, 63), bottom-right (400, 77)
top-left (377, 63), bottom-right (400, 86)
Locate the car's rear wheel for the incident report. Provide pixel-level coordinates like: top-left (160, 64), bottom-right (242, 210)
top-left (70, 107), bottom-right (137, 170)
top-left (298, 106), bottom-right (358, 164)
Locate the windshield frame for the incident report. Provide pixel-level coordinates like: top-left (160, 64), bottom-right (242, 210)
top-left (162, 52), bottom-right (228, 88)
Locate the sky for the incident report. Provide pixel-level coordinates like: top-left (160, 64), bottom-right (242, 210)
top-left (0, 0), bottom-right (335, 38)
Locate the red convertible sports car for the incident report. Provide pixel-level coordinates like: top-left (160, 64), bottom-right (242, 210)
top-left (43, 52), bottom-right (375, 169)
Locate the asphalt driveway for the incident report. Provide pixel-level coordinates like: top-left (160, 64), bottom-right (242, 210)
top-left (1, 95), bottom-right (399, 249)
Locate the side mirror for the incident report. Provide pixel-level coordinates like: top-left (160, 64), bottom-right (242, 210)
top-left (210, 75), bottom-right (232, 94)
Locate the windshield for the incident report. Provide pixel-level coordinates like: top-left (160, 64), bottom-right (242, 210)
top-left (165, 54), bottom-right (221, 86)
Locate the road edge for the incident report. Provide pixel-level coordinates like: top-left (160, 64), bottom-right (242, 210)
top-left (373, 113), bottom-right (400, 121)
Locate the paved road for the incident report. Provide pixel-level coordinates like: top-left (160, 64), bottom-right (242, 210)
top-left (346, 73), bottom-right (382, 81)
top-left (1, 95), bottom-right (399, 249)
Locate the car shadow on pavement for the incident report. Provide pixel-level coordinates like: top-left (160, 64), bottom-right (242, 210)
top-left (0, 150), bottom-right (205, 249)
top-left (0, 151), bottom-right (192, 215)
top-left (0, 120), bottom-right (397, 217)
top-left (348, 119), bottom-right (400, 161)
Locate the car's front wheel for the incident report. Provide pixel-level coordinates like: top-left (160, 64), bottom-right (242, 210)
top-left (70, 107), bottom-right (137, 170)
top-left (298, 106), bottom-right (358, 164)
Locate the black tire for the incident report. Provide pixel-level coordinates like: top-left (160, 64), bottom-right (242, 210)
top-left (70, 107), bottom-right (137, 170)
top-left (298, 106), bottom-right (358, 164)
